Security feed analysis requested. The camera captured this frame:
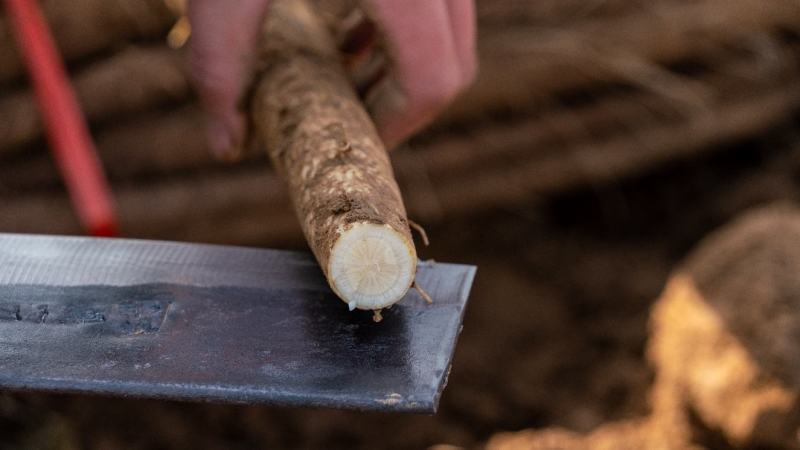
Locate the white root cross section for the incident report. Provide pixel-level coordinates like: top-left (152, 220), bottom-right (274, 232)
top-left (328, 223), bottom-right (417, 311)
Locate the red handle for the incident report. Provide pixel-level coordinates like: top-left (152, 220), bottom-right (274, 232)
top-left (5, 0), bottom-right (117, 237)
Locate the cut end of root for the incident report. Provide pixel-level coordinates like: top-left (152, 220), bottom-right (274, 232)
top-left (328, 222), bottom-right (417, 311)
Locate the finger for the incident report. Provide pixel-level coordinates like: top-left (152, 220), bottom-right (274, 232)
top-left (363, 0), bottom-right (467, 148)
top-left (445, 0), bottom-right (477, 83)
top-left (187, 0), bottom-right (271, 159)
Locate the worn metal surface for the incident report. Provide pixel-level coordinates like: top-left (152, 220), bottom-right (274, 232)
top-left (0, 234), bottom-right (475, 413)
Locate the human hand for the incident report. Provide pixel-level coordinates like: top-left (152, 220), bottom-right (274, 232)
top-left (187, 0), bottom-right (476, 158)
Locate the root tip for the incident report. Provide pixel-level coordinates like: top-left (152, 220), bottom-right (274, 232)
top-left (409, 220), bottom-right (430, 247)
top-left (414, 283), bottom-right (434, 304)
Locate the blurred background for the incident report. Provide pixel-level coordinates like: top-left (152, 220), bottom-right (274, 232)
top-left (2, 0), bottom-right (800, 448)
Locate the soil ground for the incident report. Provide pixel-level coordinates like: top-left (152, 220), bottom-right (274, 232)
top-left (2, 111), bottom-right (798, 449)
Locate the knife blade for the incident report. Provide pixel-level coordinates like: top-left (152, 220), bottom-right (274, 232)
top-left (0, 234), bottom-right (475, 413)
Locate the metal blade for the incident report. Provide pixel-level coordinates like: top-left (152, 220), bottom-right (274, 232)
top-left (0, 234), bottom-right (475, 413)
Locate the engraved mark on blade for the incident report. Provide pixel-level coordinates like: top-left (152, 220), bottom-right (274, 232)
top-left (0, 300), bottom-right (169, 334)
top-left (0, 287), bottom-right (171, 336)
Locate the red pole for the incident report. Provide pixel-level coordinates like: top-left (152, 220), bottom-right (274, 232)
top-left (4, 0), bottom-right (118, 237)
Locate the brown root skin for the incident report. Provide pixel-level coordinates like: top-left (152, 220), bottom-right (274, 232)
top-left (251, 0), bottom-right (416, 307)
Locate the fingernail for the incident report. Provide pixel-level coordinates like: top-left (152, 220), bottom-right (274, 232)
top-left (207, 120), bottom-right (241, 161)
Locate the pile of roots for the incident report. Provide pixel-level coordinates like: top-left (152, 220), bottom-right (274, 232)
top-left (1, 0), bottom-right (799, 247)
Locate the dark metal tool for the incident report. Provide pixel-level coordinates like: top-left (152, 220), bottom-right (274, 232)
top-left (0, 234), bottom-right (475, 413)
